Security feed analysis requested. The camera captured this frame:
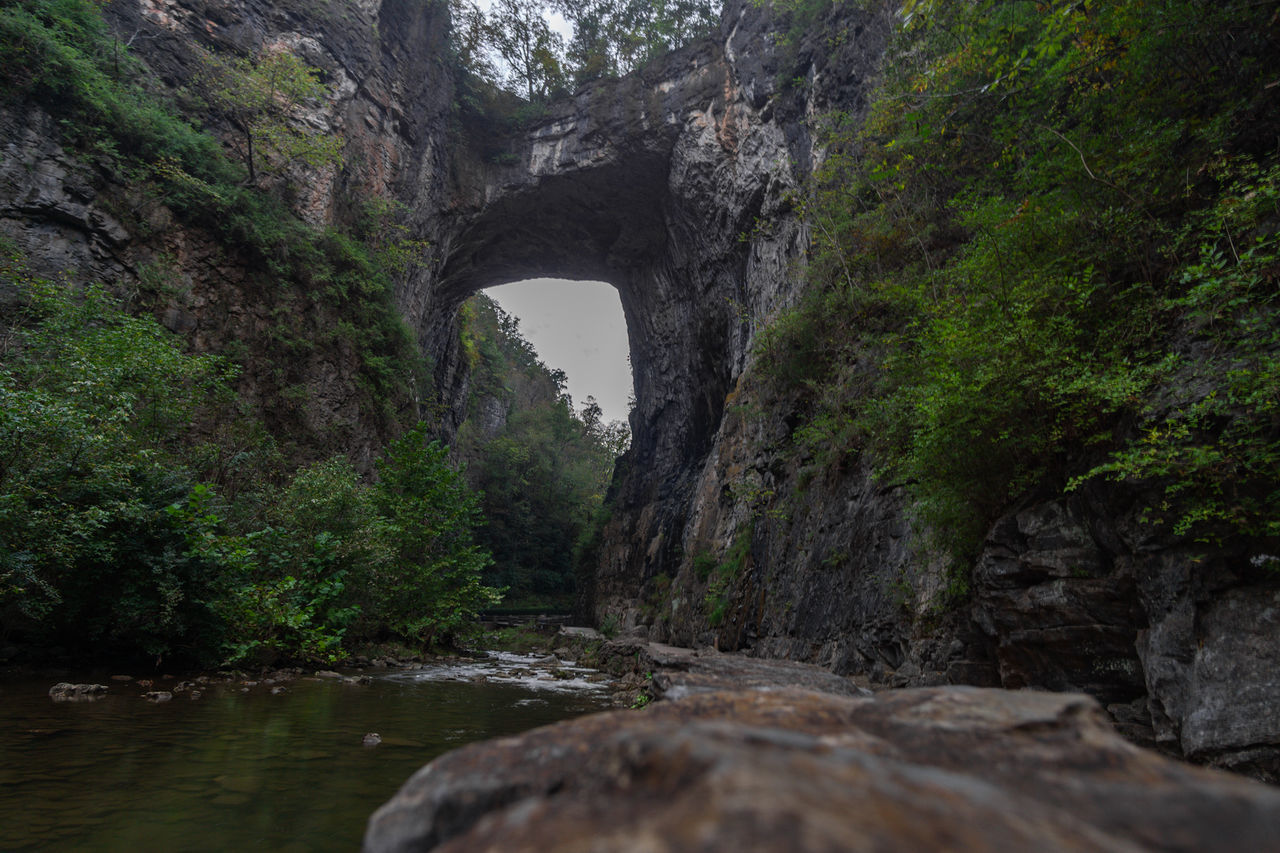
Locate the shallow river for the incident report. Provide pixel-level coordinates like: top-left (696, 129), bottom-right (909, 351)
top-left (0, 653), bottom-right (614, 851)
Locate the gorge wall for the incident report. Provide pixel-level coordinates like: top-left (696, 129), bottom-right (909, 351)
top-left (2, 0), bottom-right (1276, 780)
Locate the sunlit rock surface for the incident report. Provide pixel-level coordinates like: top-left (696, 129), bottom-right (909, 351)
top-left (365, 684), bottom-right (1280, 853)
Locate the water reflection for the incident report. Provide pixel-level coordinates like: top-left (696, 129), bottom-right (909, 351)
top-left (0, 658), bottom-right (612, 851)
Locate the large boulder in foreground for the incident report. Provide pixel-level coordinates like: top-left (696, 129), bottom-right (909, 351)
top-left (364, 686), bottom-right (1280, 852)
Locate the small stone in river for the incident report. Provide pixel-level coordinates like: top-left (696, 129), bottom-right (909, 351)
top-left (315, 670), bottom-right (342, 679)
top-left (270, 686), bottom-right (287, 695)
top-left (145, 691), bottom-right (173, 702)
top-left (49, 683), bottom-right (108, 702)
top-left (362, 733), bottom-right (382, 747)
top-left (189, 691), bottom-right (202, 700)
top-left (110, 675), bottom-right (133, 682)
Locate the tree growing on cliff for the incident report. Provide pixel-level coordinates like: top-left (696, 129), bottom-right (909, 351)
top-left (553, 0), bottom-right (721, 83)
top-left (194, 47), bottom-right (342, 185)
top-left (486, 0), bottom-right (568, 101)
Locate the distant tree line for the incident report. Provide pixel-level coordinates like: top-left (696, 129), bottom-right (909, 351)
top-left (450, 0), bottom-right (722, 102)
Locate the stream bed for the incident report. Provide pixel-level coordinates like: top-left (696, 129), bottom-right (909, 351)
top-left (0, 653), bottom-right (614, 851)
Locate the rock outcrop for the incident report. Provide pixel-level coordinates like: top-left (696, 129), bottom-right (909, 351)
top-left (365, 682), bottom-right (1280, 852)
top-left (48, 683), bottom-right (108, 702)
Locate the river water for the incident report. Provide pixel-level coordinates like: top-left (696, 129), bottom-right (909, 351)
top-left (0, 653), bottom-right (614, 851)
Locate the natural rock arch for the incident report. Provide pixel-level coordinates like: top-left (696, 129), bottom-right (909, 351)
top-left (403, 0), bottom-right (890, 620)
top-left (427, 35), bottom-right (771, 501)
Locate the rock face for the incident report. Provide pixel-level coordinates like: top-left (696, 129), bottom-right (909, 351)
top-left (364, 684), bottom-right (1280, 853)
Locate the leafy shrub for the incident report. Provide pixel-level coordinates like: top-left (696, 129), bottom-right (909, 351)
top-left (0, 250), bottom-right (232, 662)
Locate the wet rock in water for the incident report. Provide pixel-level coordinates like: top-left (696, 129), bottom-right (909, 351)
top-left (109, 674), bottom-right (133, 682)
top-left (363, 733), bottom-right (382, 747)
top-left (188, 691), bottom-right (202, 701)
top-left (144, 691), bottom-right (173, 702)
top-left (315, 670), bottom-right (343, 679)
top-left (365, 686), bottom-right (1280, 853)
top-left (343, 675), bottom-right (373, 686)
top-left (270, 686), bottom-right (287, 695)
top-left (48, 683), bottom-right (107, 702)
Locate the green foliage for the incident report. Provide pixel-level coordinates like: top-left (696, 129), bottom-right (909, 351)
top-left (758, 0), bottom-right (1280, 576)
top-left (447, 0), bottom-right (721, 136)
top-left (703, 525), bottom-right (752, 627)
top-left (553, 0), bottom-right (721, 84)
top-left (0, 252), bottom-right (233, 660)
top-left (1068, 161), bottom-right (1280, 541)
top-left (0, 0), bottom-right (235, 183)
top-left (455, 295), bottom-right (629, 608)
top-left (476, 623), bottom-right (552, 652)
top-left (194, 46), bottom-right (343, 185)
top-left (368, 427), bottom-right (503, 641)
top-left (0, 250), bottom-right (495, 666)
top-left (691, 549), bottom-right (718, 581)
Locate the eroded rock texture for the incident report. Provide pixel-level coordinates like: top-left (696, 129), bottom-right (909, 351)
top-left (364, 685), bottom-right (1280, 853)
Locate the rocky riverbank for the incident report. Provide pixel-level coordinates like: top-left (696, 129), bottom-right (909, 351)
top-left (25, 638), bottom-right (625, 709)
top-left (365, 639), bottom-right (1280, 852)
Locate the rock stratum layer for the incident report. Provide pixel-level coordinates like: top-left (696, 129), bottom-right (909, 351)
top-left (364, 676), bottom-right (1280, 852)
top-left (3, 0), bottom-right (1277, 776)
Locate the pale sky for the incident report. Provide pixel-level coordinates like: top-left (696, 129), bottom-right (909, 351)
top-left (484, 279), bottom-right (634, 424)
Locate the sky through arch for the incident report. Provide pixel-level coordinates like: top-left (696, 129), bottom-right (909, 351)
top-left (483, 278), bottom-right (634, 424)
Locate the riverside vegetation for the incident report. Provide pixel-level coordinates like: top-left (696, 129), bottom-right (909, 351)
top-left (753, 0), bottom-right (1280, 595)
